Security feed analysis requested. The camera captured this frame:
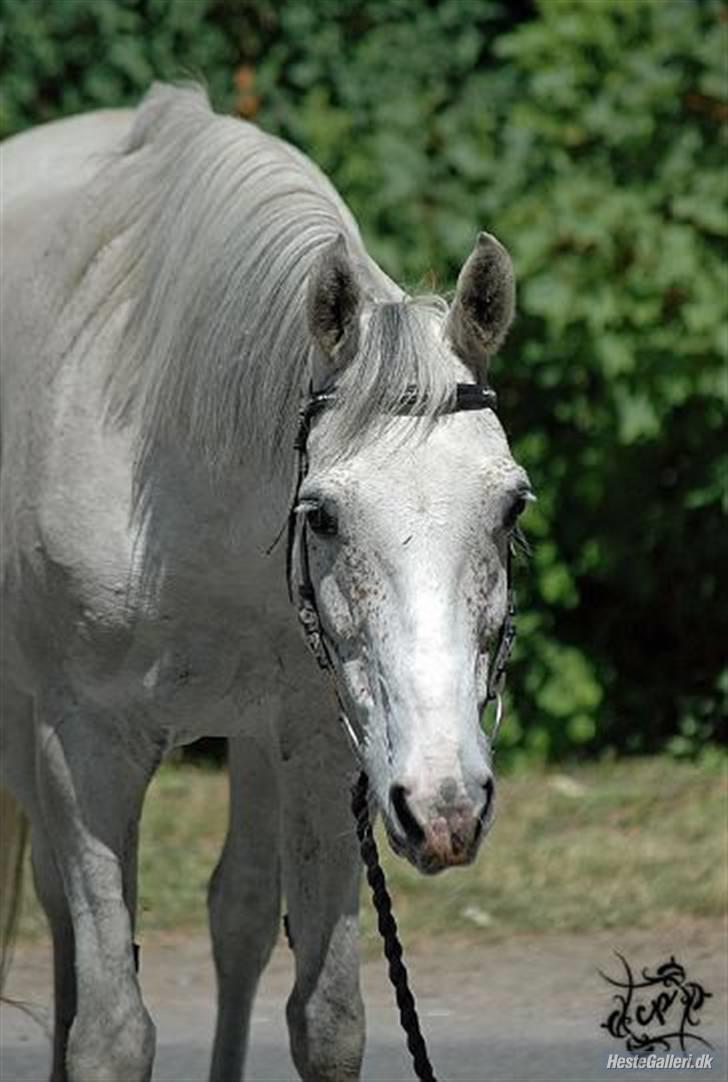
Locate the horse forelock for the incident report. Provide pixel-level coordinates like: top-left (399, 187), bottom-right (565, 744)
top-left (317, 297), bottom-right (463, 464)
top-left (98, 83), bottom-right (462, 480)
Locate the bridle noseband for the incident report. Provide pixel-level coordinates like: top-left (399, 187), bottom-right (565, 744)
top-left (284, 381), bottom-right (517, 755)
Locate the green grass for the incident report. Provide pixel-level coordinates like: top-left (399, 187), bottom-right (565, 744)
top-left (370, 754), bottom-right (726, 949)
top-left (17, 755), bottom-right (726, 944)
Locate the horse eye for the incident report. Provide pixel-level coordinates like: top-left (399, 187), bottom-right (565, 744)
top-left (307, 504), bottom-right (338, 537)
top-left (503, 495), bottom-right (527, 532)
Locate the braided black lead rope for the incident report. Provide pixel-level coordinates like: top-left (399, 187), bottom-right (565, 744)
top-left (351, 771), bottom-right (438, 1082)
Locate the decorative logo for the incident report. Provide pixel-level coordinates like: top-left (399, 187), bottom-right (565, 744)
top-left (600, 953), bottom-right (712, 1054)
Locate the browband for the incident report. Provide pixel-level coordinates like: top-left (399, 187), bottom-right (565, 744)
top-left (294, 382), bottom-right (497, 451)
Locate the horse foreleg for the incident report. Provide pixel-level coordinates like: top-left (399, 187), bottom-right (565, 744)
top-left (31, 830), bottom-right (76, 1082)
top-left (208, 732), bottom-right (281, 1082)
top-left (281, 726), bottom-right (364, 1082)
top-left (3, 681), bottom-right (77, 1081)
top-left (34, 687), bottom-right (156, 1082)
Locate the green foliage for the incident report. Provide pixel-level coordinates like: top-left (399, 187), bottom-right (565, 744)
top-left (1, 0), bottom-right (725, 759)
top-left (0, 0), bottom-right (238, 133)
top-left (251, 0), bottom-right (520, 283)
top-left (481, 0), bottom-right (727, 760)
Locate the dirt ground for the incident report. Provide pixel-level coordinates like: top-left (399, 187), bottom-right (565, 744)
top-left (2, 919), bottom-right (725, 1082)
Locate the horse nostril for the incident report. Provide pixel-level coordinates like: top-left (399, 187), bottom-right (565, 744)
top-left (481, 776), bottom-right (495, 818)
top-left (390, 784), bottom-right (426, 847)
top-left (472, 777), bottom-right (495, 846)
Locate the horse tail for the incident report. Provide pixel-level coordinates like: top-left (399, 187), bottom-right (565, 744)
top-left (0, 786), bottom-right (28, 992)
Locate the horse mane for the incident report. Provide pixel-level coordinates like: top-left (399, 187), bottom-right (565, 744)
top-left (100, 83), bottom-right (462, 477)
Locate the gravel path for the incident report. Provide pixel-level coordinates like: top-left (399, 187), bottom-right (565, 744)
top-left (2, 921), bottom-right (725, 1081)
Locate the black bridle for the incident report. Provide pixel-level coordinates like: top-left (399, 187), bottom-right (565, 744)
top-left (282, 381), bottom-right (518, 1082)
top-left (286, 381), bottom-right (517, 753)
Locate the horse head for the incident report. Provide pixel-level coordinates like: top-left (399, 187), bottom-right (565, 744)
top-left (292, 232), bottom-right (533, 874)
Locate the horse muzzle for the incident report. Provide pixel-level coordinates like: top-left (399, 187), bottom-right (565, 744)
top-left (386, 776), bottom-right (495, 875)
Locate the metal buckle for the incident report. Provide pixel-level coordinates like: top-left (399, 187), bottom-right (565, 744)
top-left (491, 691), bottom-right (504, 745)
top-left (339, 712), bottom-right (363, 759)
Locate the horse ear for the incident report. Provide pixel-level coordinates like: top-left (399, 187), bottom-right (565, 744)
top-left (307, 234), bottom-right (362, 364)
top-left (447, 232), bottom-right (515, 369)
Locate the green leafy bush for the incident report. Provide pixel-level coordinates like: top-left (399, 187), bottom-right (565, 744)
top-left (0, 0), bottom-right (239, 133)
top-left (477, 0), bottom-right (726, 760)
top-left (1, 0), bottom-right (724, 759)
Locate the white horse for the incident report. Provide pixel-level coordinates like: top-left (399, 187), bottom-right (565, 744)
top-left (0, 84), bottom-right (531, 1082)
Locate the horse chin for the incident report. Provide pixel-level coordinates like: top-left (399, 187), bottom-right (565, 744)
top-left (413, 847), bottom-right (478, 876)
top-left (383, 819), bottom-right (477, 876)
